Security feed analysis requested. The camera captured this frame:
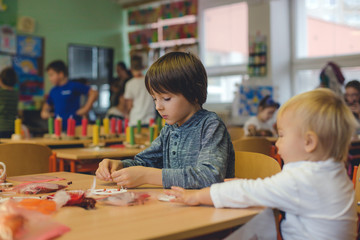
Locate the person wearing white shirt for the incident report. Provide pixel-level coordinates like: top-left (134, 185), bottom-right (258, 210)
top-left (244, 95), bottom-right (279, 136)
top-left (167, 88), bottom-right (358, 240)
top-left (124, 55), bottom-right (155, 126)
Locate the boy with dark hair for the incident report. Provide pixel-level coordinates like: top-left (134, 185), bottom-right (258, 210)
top-left (41, 60), bottom-right (98, 130)
top-left (96, 52), bottom-right (234, 189)
top-left (0, 67), bottom-right (19, 138)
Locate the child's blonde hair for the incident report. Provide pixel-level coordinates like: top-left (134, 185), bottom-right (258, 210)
top-left (277, 88), bottom-right (358, 162)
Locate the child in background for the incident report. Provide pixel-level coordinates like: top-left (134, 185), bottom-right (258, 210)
top-left (345, 80), bottom-right (360, 120)
top-left (110, 61), bottom-right (132, 108)
top-left (41, 60), bottom-right (98, 130)
top-left (0, 67), bottom-right (19, 138)
top-left (167, 88), bottom-right (358, 239)
top-left (96, 52), bottom-right (235, 189)
top-left (244, 95), bottom-right (279, 136)
top-left (124, 55), bottom-right (155, 127)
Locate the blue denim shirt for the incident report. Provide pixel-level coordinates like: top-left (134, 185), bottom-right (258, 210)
top-left (121, 109), bottom-right (235, 189)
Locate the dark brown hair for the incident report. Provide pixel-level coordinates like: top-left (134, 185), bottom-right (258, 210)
top-left (46, 60), bottom-right (68, 76)
top-left (145, 52), bottom-right (207, 106)
top-left (345, 80), bottom-right (360, 93)
top-left (259, 95), bottom-right (280, 110)
top-left (0, 67), bottom-right (17, 87)
top-left (131, 55), bottom-right (144, 71)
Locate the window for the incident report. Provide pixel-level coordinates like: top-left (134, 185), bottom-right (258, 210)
top-left (199, 0), bottom-right (248, 104)
top-left (203, 2), bottom-right (248, 67)
top-left (68, 44), bottom-right (114, 116)
top-left (292, 0), bottom-right (360, 96)
top-left (207, 75), bottom-right (244, 103)
top-left (294, 67), bottom-right (360, 96)
top-left (296, 0), bottom-right (360, 58)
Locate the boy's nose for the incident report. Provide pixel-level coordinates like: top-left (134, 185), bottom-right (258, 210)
top-left (156, 103), bottom-right (163, 111)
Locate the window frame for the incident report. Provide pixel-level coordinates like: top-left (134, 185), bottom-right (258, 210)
top-left (291, 0), bottom-right (360, 95)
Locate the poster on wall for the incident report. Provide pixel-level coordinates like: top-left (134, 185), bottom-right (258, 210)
top-left (17, 35), bottom-right (42, 57)
top-left (12, 56), bottom-right (38, 75)
top-left (0, 54), bottom-right (12, 71)
top-left (0, 25), bottom-right (16, 54)
top-left (18, 75), bottom-right (44, 98)
top-left (238, 85), bottom-right (273, 116)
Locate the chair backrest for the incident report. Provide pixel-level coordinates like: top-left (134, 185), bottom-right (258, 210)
top-left (227, 127), bottom-right (245, 141)
top-left (232, 137), bottom-right (272, 156)
top-left (0, 143), bottom-right (52, 176)
top-left (235, 151), bottom-right (281, 179)
top-left (355, 165), bottom-right (360, 211)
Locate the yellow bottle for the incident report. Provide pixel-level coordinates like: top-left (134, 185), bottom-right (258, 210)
top-left (103, 118), bottom-right (109, 135)
top-left (15, 118), bottom-right (21, 135)
top-left (126, 127), bottom-right (130, 143)
top-left (93, 125), bottom-right (99, 145)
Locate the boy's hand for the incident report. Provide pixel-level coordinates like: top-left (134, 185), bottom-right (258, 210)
top-left (111, 166), bottom-right (147, 188)
top-left (40, 110), bottom-right (54, 119)
top-left (76, 107), bottom-right (89, 117)
top-left (165, 186), bottom-right (202, 206)
top-left (95, 159), bottom-right (123, 181)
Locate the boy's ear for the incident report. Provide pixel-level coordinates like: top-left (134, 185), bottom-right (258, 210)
top-left (304, 131), bottom-right (318, 153)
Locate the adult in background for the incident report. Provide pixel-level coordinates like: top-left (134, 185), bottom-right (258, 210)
top-left (110, 61), bottom-right (132, 108)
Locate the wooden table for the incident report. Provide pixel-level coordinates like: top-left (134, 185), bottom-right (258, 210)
top-left (0, 137), bottom-right (93, 148)
top-left (52, 147), bottom-right (146, 173)
top-left (0, 135), bottom-right (147, 148)
top-left (5, 172), bottom-right (262, 240)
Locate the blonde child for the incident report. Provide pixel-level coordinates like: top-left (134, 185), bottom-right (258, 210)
top-left (244, 95), bottom-right (279, 136)
top-left (96, 52), bottom-right (235, 189)
top-left (167, 88), bottom-right (358, 239)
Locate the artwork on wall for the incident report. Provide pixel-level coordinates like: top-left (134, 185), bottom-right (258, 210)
top-left (12, 56), bottom-right (38, 75)
top-left (18, 74), bottom-right (44, 98)
top-left (0, 53), bottom-right (12, 71)
top-left (17, 35), bottom-right (42, 57)
top-left (237, 85), bottom-right (273, 116)
top-left (14, 34), bottom-right (45, 110)
top-left (0, 25), bottom-right (16, 54)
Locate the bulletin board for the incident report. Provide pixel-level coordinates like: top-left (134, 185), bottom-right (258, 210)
top-left (238, 85), bottom-right (274, 116)
top-left (14, 34), bottom-right (45, 110)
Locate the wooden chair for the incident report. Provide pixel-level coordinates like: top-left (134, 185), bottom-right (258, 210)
top-left (227, 127), bottom-right (245, 141)
top-left (354, 164), bottom-right (360, 238)
top-left (235, 151), bottom-right (281, 179)
top-left (232, 137), bottom-right (272, 156)
top-left (0, 143), bottom-right (52, 176)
